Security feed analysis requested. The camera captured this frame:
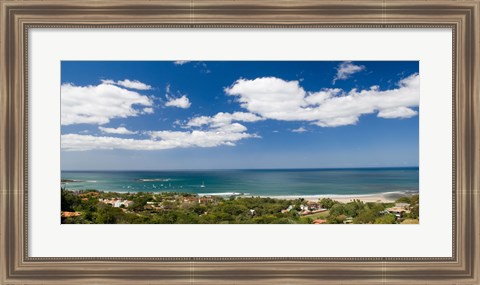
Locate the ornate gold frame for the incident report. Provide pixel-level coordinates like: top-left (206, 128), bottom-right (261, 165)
top-left (1, 1), bottom-right (479, 284)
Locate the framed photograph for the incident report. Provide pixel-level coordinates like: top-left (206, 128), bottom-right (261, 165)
top-left (1, 1), bottom-right (479, 284)
top-left (60, 60), bottom-right (420, 226)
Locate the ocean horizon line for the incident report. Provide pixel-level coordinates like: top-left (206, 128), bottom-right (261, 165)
top-left (62, 166), bottom-right (419, 172)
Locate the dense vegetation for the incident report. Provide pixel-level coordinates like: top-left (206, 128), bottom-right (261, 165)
top-left (61, 188), bottom-right (419, 224)
top-left (318, 195), bottom-right (419, 224)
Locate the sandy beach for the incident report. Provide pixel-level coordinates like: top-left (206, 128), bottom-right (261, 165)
top-left (262, 191), bottom-right (413, 203)
top-left (309, 195), bottom-right (394, 203)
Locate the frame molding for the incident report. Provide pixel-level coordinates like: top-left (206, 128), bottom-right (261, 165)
top-left (1, 0), bottom-right (479, 284)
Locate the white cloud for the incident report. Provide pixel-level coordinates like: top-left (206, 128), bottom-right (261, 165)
top-left (333, 61), bottom-right (365, 83)
top-left (99, 126), bottom-right (138, 135)
top-left (61, 83), bottom-right (153, 125)
top-left (173, 119), bottom-right (184, 127)
top-left (186, 112), bottom-right (264, 128)
top-left (377, 106), bottom-right (418, 119)
top-left (63, 110), bottom-right (262, 151)
top-left (143, 107), bottom-right (154, 114)
top-left (147, 123), bottom-right (254, 148)
top-left (225, 77), bottom-right (306, 120)
top-left (305, 89), bottom-right (342, 105)
top-left (187, 116), bottom-right (211, 127)
top-left (62, 122), bottom-right (258, 151)
top-left (165, 95), bottom-right (191, 109)
top-left (101, 79), bottom-right (152, 90)
top-left (174, 61), bottom-right (190, 65)
top-left (313, 116), bottom-right (359, 127)
top-left (225, 73), bottom-right (419, 127)
top-left (164, 84), bottom-right (191, 109)
top-left (291, 127), bottom-right (307, 133)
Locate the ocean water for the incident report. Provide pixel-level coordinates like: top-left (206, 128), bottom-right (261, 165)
top-left (61, 167), bottom-right (419, 197)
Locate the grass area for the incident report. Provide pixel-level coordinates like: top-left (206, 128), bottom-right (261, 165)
top-left (303, 210), bottom-right (330, 220)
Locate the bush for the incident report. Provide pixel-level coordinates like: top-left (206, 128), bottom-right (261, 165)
top-left (61, 189), bottom-right (81, 212)
top-left (374, 214), bottom-right (396, 224)
top-left (319, 198), bottom-right (337, 209)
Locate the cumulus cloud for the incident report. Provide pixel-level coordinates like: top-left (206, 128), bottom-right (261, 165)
top-left (377, 106), bottom-right (418, 119)
top-left (333, 61), bottom-right (365, 83)
top-left (142, 107), bottom-right (154, 114)
top-left (62, 122), bottom-right (258, 151)
top-left (291, 127), bottom-right (307, 133)
top-left (225, 73), bottom-right (419, 127)
top-left (186, 112), bottom-right (264, 128)
top-left (165, 95), bottom-right (191, 109)
top-left (62, 110), bottom-right (263, 151)
top-left (101, 79), bottom-right (152, 90)
top-left (147, 123), bottom-right (254, 147)
top-left (99, 126), bottom-right (138, 135)
top-left (164, 84), bottom-right (191, 109)
top-left (61, 83), bottom-right (153, 125)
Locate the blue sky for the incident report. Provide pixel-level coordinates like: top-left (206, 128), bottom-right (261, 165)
top-left (61, 61), bottom-right (419, 170)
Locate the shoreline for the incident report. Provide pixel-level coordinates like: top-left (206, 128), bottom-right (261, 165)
top-left (262, 193), bottom-right (404, 203)
top-left (65, 187), bottom-right (416, 203)
top-left (257, 190), bottom-right (418, 203)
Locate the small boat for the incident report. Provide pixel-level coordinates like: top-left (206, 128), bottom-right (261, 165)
top-left (200, 181), bottom-right (206, 188)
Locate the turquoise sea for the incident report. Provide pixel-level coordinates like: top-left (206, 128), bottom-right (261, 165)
top-left (61, 167), bottom-right (419, 197)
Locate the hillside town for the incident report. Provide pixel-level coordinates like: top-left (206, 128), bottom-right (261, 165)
top-left (61, 189), bottom-right (419, 224)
